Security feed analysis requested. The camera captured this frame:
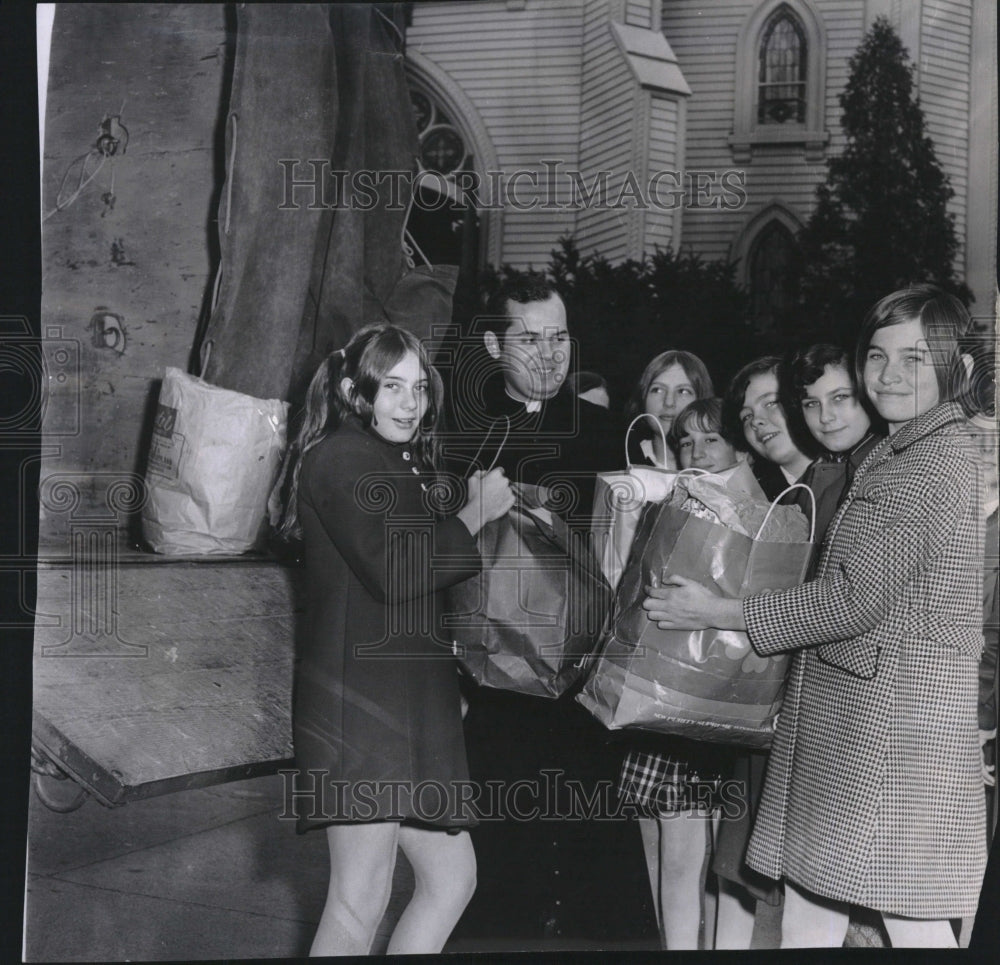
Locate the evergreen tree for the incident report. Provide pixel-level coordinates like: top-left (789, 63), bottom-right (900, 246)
top-left (794, 16), bottom-right (971, 340)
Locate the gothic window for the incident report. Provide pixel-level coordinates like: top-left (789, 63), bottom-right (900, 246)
top-left (749, 220), bottom-right (797, 328)
top-left (729, 0), bottom-right (828, 160)
top-left (409, 89), bottom-right (469, 177)
top-left (758, 8), bottom-right (807, 125)
top-left (405, 83), bottom-right (479, 272)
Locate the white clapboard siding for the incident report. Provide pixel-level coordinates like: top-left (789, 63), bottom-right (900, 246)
top-left (626, 0), bottom-right (654, 29)
top-left (661, 0), bottom-right (867, 267)
top-left (644, 95), bottom-right (682, 251)
top-left (575, 0), bottom-right (639, 262)
top-left (408, 0), bottom-right (974, 277)
top-left (920, 0), bottom-right (971, 268)
top-left (408, 0), bottom-right (586, 268)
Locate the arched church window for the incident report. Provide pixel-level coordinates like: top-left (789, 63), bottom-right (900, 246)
top-left (409, 89), bottom-right (469, 178)
top-left (749, 220), bottom-right (797, 328)
top-left (758, 7), bottom-right (807, 125)
top-left (405, 84), bottom-right (479, 273)
top-left (729, 0), bottom-right (828, 160)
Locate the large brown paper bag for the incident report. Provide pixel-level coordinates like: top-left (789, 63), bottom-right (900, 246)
top-left (446, 486), bottom-right (612, 698)
top-left (578, 484), bottom-right (815, 747)
top-left (142, 367), bottom-right (289, 555)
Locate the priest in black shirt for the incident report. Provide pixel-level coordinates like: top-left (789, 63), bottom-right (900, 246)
top-left (442, 274), bottom-right (655, 944)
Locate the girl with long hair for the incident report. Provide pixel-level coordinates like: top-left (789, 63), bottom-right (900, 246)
top-left (647, 287), bottom-right (987, 947)
top-left (618, 355), bottom-right (733, 950)
top-left (626, 350), bottom-right (714, 469)
top-left (281, 325), bottom-right (514, 956)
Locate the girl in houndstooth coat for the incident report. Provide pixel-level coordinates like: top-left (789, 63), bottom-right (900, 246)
top-left (645, 287), bottom-right (987, 947)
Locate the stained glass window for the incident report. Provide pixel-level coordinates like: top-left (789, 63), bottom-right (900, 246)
top-left (408, 89), bottom-right (468, 176)
top-left (758, 8), bottom-right (807, 125)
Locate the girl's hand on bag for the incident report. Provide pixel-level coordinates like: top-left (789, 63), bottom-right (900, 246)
top-left (643, 575), bottom-right (747, 631)
top-left (458, 468), bottom-right (515, 535)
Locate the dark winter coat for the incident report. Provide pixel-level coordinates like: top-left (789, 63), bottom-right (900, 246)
top-left (292, 416), bottom-right (481, 832)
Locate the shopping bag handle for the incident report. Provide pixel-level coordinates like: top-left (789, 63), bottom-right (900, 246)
top-left (465, 414), bottom-right (511, 477)
top-left (624, 413), bottom-right (669, 469)
top-left (755, 482), bottom-right (817, 543)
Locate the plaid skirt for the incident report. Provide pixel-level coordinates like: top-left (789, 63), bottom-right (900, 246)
top-left (619, 737), bottom-right (736, 816)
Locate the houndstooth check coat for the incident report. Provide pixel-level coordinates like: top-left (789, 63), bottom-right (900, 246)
top-left (742, 402), bottom-right (987, 917)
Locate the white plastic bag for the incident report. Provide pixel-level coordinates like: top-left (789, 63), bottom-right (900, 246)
top-left (142, 367), bottom-right (289, 555)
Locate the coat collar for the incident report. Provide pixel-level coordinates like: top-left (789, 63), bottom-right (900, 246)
top-left (342, 412), bottom-right (413, 455)
top-left (848, 432), bottom-right (883, 471)
top-left (886, 401), bottom-right (966, 453)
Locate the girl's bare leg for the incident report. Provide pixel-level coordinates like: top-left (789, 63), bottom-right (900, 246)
top-left (882, 914), bottom-right (957, 948)
top-left (310, 822), bottom-right (399, 957)
top-left (782, 880), bottom-right (849, 948)
top-left (638, 811), bottom-right (713, 949)
top-left (715, 877), bottom-right (757, 949)
top-left (386, 826), bottom-right (476, 955)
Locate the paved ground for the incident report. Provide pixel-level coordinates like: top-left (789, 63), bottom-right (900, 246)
top-left (24, 770), bottom-right (778, 960)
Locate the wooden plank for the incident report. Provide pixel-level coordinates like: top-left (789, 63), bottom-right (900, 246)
top-left (32, 560), bottom-right (298, 805)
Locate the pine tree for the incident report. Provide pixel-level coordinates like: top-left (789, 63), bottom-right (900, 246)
top-left (794, 16), bottom-right (971, 340)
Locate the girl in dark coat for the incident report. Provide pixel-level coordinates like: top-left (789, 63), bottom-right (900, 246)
top-left (647, 287), bottom-right (987, 947)
top-left (281, 325), bottom-right (514, 956)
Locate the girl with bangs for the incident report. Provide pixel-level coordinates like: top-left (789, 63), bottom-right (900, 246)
top-left (626, 350), bottom-right (715, 469)
top-left (281, 325), bottom-right (514, 956)
top-left (619, 377), bottom-right (752, 950)
top-left (646, 286), bottom-right (987, 947)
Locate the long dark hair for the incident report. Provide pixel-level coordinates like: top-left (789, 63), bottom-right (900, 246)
top-left (279, 325), bottom-right (444, 539)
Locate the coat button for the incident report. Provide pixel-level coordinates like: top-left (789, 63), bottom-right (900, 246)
top-left (402, 451), bottom-right (411, 461)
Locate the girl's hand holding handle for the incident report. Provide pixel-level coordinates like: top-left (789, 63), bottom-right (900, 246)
top-left (458, 468), bottom-right (515, 536)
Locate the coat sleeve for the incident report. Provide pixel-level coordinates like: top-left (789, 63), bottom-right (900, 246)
top-left (303, 438), bottom-right (481, 604)
top-left (979, 510), bottom-right (999, 731)
top-left (744, 451), bottom-right (977, 654)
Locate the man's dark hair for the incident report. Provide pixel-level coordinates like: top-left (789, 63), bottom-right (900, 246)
top-left (480, 271), bottom-right (559, 336)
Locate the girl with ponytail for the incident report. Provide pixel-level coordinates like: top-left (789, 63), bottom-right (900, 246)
top-left (282, 325), bottom-right (514, 956)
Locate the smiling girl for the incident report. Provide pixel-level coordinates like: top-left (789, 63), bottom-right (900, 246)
top-left (723, 356), bottom-right (812, 491)
top-left (618, 393), bottom-right (744, 951)
top-left (627, 350), bottom-right (714, 469)
top-left (784, 344), bottom-right (884, 540)
top-left (281, 325), bottom-right (514, 956)
top-left (646, 287), bottom-right (987, 947)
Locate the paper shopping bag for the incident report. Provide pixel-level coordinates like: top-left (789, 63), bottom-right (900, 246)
top-left (142, 367), bottom-right (289, 555)
top-left (447, 492), bottom-right (612, 698)
top-left (577, 485), bottom-right (814, 747)
top-left (590, 466), bottom-right (679, 590)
